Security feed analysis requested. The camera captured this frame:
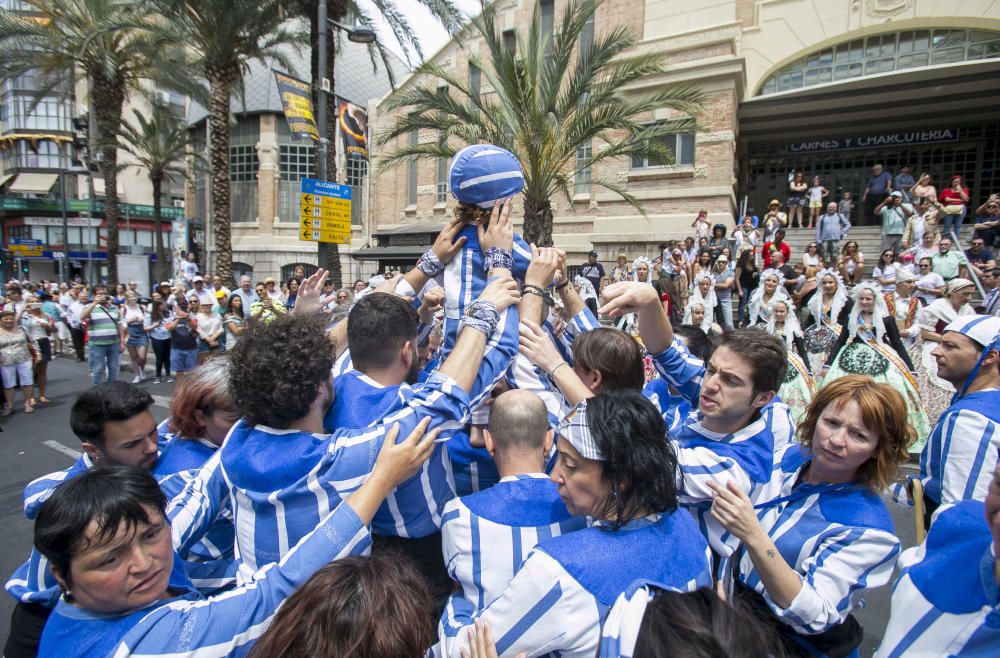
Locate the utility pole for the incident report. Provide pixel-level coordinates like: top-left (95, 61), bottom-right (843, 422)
top-left (315, 1), bottom-right (336, 283)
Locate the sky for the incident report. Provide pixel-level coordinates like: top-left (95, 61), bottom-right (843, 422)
top-left (366, 0), bottom-right (484, 67)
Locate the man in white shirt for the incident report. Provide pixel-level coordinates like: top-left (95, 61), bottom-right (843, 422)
top-left (915, 257), bottom-right (946, 305)
top-left (232, 275), bottom-right (259, 309)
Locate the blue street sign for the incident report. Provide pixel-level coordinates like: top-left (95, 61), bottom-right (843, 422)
top-left (10, 238), bottom-right (43, 246)
top-left (300, 178), bottom-right (352, 199)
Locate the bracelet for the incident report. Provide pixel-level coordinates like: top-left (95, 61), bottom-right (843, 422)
top-left (484, 246), bottom-right (514, 272)
top-left (522, 284), bottom-right (554, 307)
top-left (459, 300), bottom-right (500, 337)
top-left (416, 249), bottom-right (445, 278)
top-left (555, 278), bottom-right (570, 291)
top-left (550, 361), bottom-right (569, 376)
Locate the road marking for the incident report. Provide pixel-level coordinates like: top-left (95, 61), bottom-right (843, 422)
top-left (152, 394), bottom-right (171, 408)
top-left (43, 440), bottom-right (81, 460)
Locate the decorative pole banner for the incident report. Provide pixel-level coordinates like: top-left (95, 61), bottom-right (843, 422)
top-left (337, 99), bottom-right (368, 160)
top-left (273, 70), bottom-right (319, 141)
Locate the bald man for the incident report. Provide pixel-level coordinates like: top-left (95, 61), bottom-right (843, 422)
top-left (438, 390), bottom-right (587, 626)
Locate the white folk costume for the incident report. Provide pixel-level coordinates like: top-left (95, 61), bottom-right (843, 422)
top-left (747, 269), bottom-right (791, 328)
top-left (766, 298), bottom-right (815, 425)
top-left (915, 281), bottom-right (976, 427)
top-left (803, 268), bottom-right (849, 374)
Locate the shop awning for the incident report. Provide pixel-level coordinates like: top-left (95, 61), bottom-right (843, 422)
top-left (351, 245), bottom-right (428, 260)
top-left (8, 173), bottom-right (58, 194)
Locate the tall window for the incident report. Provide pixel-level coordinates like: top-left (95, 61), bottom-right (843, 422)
top-left (229, 119), bottom-right (260, 223)
top-left (575, 140), bottom-right (592, 194)
top-left (469, 63), bottom-right (481, 96)
top-left (579, 7), bottom-right (595, 58)
top-left (346, 156), bottom-right (366, 226)
top-left (540, 0), bottom-right (554, 54)
top-left (630, 128), bottom-right (695, 169)
top-left (436, 155), bottom-right (449, 204)
top-left (277, 143), bottom-right (315, 221)
top-left (502, 30), bottom-right (517, 55)
top-left (407, 127), bottom-right (418, 206)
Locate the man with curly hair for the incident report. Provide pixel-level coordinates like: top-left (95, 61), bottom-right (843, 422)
top-left (166, 228), bottom-right (521, 589)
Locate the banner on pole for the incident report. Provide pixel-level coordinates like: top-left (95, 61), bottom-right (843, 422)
top-left (274, 71), bottom-right (319, 141)
top-left (337, 99), bottom-right (368, 160)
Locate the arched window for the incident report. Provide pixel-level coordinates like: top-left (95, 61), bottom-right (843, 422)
top-left (757, 29), bottom-right (1000, 96)
top-left (281, 263), bottom-right (317, 283)
top-left (233, 262), bottom-right (254, 282)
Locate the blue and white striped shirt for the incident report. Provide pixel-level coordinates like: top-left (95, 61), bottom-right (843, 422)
top-left (876, 500), bottom-right (998, 657)
top-left (721, 443), bottom-right (901, 635)
top-left (435, 513), bottom-right (712, 658)
top-left (440, 473), bottom-right (586, 618)
top-left (37, 502), bottom-right (370, 658)
top-left (919, 388), bottom-right (1000, 506)
top-left (7, 456), bottom-right (234, 607)
top-left (168, 364), bottom-right (509, 583)
top-left (642, 377), bottom-right (691, 435)
top-left (650, 339), bottom-right (796, 550)
top-left (440, 226), bottom-right (531, 356)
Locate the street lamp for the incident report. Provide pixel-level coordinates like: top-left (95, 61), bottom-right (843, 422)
top-left (329, 19), bottom-right (376, 44)
top-left (59, 160), bottom-right (89, 284)
top-left (315, 11), bottom-right (376, 275)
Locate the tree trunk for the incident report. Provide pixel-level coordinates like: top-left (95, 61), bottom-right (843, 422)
top-left (522, 197), bottom-right (554, 247)
top-left (308, 0), bottom-right (344, 288)
top-left (91, 72), bottom-right (126, 286)
top-left (151, 172), bottom-right (167, 282)
top-left (205, 64), bottom-right (239, 288)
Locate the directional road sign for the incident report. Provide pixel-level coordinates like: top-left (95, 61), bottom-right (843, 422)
top-left (299, 178), bottom-right (351, 244)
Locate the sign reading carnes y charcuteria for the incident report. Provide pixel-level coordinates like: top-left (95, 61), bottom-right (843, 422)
top-left (786, 129), bottom-right (959, 153)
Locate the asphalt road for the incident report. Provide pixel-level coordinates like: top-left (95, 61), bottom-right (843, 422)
top-left (0, 355), bottom-right (919, 655)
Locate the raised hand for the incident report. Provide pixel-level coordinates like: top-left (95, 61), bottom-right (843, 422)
top-left (525, 244), bottom-right (565, 288)
top-left (432, 219), bottom-right (469, 265)
top-left (292, 268), bottom-right (336, 316)
top-left (418, 286), bottom-right (445, 324)
top-left (598, 281), bottom-right (661, 318)
top-left (518, 319), bottom-right (564, 375)
top-left (478, 198), bottom-right (514, 256)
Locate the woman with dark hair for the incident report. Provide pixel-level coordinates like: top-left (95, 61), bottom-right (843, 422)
top-left (250, 555), bottom-right (433, 658)
top-left (144, 301), bottom-right (172, 384)
top-left (435, 390), bottom-right (711, 658)
top-left (838, 241), bottom-right (865, 287)
top-left (223, 294), bottom-right (246, 350)
top-left (709, 376), bottom-right (913, 658)
top-left (600, 582), bottom-right (782, 658)
top-left (707, 224), bottom-right (728, 261)
top-left (32, 420), bottom-right (435, 658)
top-left (872, 248), bottom-right (899, 294)
top-left (788, 171), bottom-right (808, 229)
top-left (691, 248), bottom-right (713, 283)
top-left (734, 249), bottom-right (759, 328)
top-left (284, 277), bottom-right (300, 309)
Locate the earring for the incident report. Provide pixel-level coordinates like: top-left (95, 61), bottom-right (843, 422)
top-left (62, 589), bottom-right (74, 603)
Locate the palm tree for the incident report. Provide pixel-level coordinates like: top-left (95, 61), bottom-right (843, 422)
top-left (291, 0), bottom-right (465, 287)
top-left (377, 0), bottom-right (705, 246)
top-left (150, 0), bottom-right (304, 286)
top-left (0, 0), bottom-right (161, 285)
top-left (117, 105), bottom-right (197, 282)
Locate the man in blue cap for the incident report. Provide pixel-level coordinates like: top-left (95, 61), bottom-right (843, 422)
top-left (919, 314), bottom-right (1000, 525)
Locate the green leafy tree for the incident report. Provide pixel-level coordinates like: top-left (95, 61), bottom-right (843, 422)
top-left (150, 0), bottom-right (304, 286)
top-left (291, 0), bottom-right (465, 287)
top-left (0, 0), bottom-right (163, 285)
top-left (377, 0), bottom-right (705, 246)
top-left (117, 105), bottom-right (198, 282)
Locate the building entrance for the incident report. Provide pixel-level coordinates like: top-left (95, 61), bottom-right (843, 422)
top-left (744, 122), bottom-right (999, 225)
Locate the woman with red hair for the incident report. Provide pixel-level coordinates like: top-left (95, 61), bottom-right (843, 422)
top-left (153, 355), bottom-right (239, 475)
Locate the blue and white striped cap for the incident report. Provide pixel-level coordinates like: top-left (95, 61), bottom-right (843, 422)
top-left (559, 400), bottom-right (604, 461)
top-left (449, 144), bottom-right (524, 209)
top-left (944, 314), bottom-right (1000, 349)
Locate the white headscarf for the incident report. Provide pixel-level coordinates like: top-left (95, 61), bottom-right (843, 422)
top-left (848, 281), bottom-right (889, 343)
top-left (632, 257), bottom-right (654, 285)
top-left (748, 268), bottom-right (788, 325)
top-left (766, 297), bottom-right (803, 347)
top-left (682, 299), bottom-right (715, 334)
top-left (689, 271), bottom-right (717, 310)
top-left (807, 267), bottom-right (848, 324)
